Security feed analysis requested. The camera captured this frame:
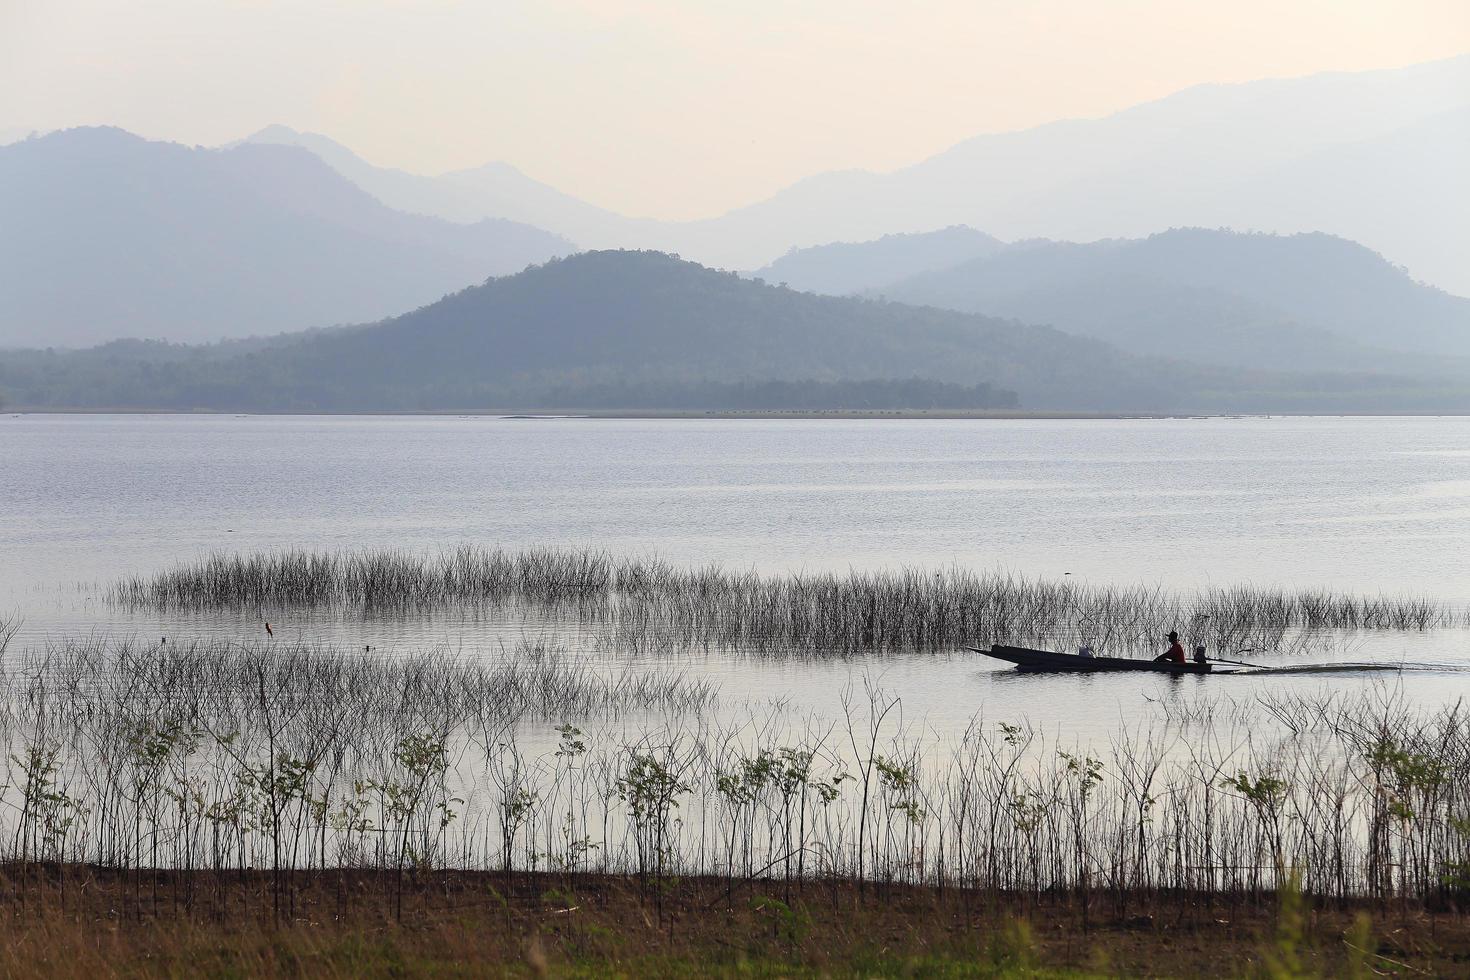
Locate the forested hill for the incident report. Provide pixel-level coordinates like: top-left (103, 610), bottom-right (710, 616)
top-left (3, 251), bottom-right (1464, 414)
top-left (0, 251), bottom-right (1134, 411)
top-left (270, 250), bottom-right (1142, 397)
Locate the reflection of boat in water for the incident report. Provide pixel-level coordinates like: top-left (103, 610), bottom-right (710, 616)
top-left (975, 644), bottom-right (1237, 674)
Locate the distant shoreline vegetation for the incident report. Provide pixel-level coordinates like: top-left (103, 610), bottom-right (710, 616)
top-left (532, 378), bottom-right (1019, 412)
top-left (0, 367), bottom-right (1017, 413)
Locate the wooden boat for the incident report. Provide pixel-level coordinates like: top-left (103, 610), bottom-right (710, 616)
top-left (975, 644), bottom-right (1229, 674)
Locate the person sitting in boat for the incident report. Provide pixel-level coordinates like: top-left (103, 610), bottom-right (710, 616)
top-left (1154, 631), bottom-right (1186, 664)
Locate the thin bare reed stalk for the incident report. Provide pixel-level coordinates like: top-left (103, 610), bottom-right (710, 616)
top-left (113, 546), bottom-right (1465, 654)
top-left (0, 638), bottom-right (1466, 919)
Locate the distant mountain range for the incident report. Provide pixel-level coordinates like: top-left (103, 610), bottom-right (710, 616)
top-left (4, 250), bottom-right (1464, 415)
top-left (1, 55), bottom-right (1464, 409)
top-left (752, 227), bottom-right (1005, 296)
top-left (244, 55), bottom-right (1470, 294)
top-left (761, 227), bottom-right (1470, 373)
top-left (240, 124), bottom-right (641, 247)
top-left (0, 128), bottom-right (572, 348)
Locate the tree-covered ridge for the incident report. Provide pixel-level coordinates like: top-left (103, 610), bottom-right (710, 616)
top-left (3, 250), bottom-right (1467, 414)
top-left (527, 378), bottom-right (1019, 411)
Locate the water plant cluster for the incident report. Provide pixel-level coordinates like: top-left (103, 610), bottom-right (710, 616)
top-left (1, 627), bottom-right (1466, 920)
top-left (114, 546), bottom-right (1460, 655)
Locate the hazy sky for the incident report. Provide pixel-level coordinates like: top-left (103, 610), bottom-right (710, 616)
top-left (4, 0), bottom-right (1468, 219)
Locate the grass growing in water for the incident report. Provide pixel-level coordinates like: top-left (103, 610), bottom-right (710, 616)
top-left (114, 545), bottom-right (1463, 654)
top-left (0, 626), bottom-right (1467, 919)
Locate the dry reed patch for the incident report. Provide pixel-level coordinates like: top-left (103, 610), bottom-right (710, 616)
top-left (110, 545), bottom-right (1465, 654)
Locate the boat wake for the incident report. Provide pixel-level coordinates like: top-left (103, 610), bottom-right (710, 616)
top-left (1234, 661), bottom-right (1470, 675)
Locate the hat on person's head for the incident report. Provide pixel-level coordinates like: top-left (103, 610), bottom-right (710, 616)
top-left (1167, 631), bottom-right (1179, 641)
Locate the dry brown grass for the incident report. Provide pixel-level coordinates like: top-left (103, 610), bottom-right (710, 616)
top-left (0, 866), bottom-right (1466, 978)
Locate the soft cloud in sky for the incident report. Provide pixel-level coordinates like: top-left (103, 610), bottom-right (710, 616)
top-left (3, 0), bottom-right (1468, 218)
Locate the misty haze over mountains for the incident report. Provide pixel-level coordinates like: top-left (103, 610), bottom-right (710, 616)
top-left (1, 55), bottom-right (1467, 413)
top-left (242, 55), bottom-right (1470, 294)
top-left (7, 250), bottom-right (1464, 415)
top-left (763, 227), bottom-right (1470, 373)
top-left (0, 128), bottom-right (572, 348)
top-left (753, 228), bottom-right (1007, 296)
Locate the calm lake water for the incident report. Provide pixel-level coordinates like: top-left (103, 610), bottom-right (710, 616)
top-left (3, 413), bottom-right (1469, 739)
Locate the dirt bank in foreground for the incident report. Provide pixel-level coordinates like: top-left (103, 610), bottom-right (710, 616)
top-left (0, 866), bottom-right (1466, 977)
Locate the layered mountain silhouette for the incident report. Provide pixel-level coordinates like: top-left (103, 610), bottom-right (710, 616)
top-left (241, 124), bottom-right (639, 243)
top-left (3, 55), bottom-right (1464, 406)
top-left (4, 251), bottom-right (1463, 414)
top-left (752, 227), bottom-right (1004, 296)
top-left (763, 227), bottom-right (1470, 372)
top-left (243, 56), bottom-right (1469, 293)
top-left (685, 56), bottom-right (1470, 290)
top-left (6, 57), bottom-right (1462, 354)
top-left (0, 128), bottom-right (573, 348)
